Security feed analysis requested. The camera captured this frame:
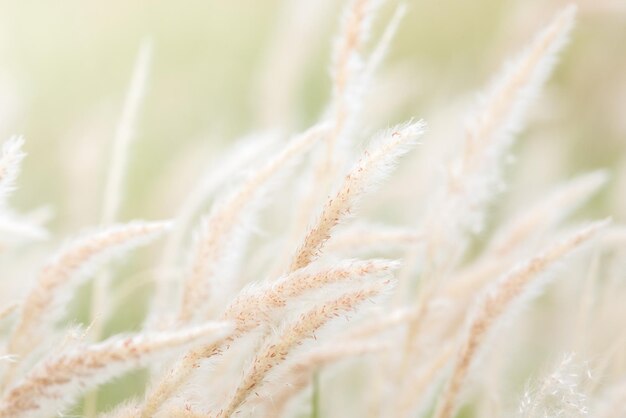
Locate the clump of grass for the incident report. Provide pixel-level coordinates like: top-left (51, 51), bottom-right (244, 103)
top-left (0, 2), bottom-right (623, 418)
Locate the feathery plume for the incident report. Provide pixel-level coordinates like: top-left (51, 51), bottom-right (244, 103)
top-left (517, 353), bottom-right (590, 418)
top-left (489, 170), bottom-right (607, 256)
top-left (0, 138), bottom-right (47, 245)
top-left (0, 136), bottom-right (25, 203)
top-left (138, 259), bottom-right (395, 417)
top-left (227, 259), bottom-right (398, 327)
top-left (443, 169), bottom-right (607, 299)
top-left (151, 133), bottom-right (277, 321)
top-left (433, 219), bottom-right (607, 418)
top-left (453, 4), bottom-right (577, 231)
top-left (396, 6), bottom-right (578, 353)
top-left (4, 221), bottom-right (171, 370)
top-left (292, 0), bottom-right (388, 248)
top-left (178, 123), bottom-right (327, 322)
top-left (326, 0), bottom-right (381, 165)
top-left (214, 282), bottom-right (390, 417)
top-left (420, 5), bottom-right (577, 273)
top-left (0, 322), bottom-right (232, 418)
top-left (290, 121), bottom-right (425, 272)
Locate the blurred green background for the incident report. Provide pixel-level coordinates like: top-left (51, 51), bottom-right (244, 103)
top-left (0, 0), bottom-right (623, 232)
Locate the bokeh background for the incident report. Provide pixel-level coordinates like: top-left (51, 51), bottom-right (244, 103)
top-left (0, 0), bottom-right (624, 413)
top-left (1, 0), bottom-right (624, 230)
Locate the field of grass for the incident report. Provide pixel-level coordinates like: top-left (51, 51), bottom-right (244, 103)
top-left (0, 1), bottom-right (624, 417)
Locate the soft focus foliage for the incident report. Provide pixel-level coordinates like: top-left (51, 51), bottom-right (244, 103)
top-left (0, 1), bottom-right (624, 417)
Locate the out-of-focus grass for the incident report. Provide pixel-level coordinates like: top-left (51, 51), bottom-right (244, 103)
top-left (1, 1), bottom-right (623, 232)
top-left (0, 1), bottom-right (623, 414)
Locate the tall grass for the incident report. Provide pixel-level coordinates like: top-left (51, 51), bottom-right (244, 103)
top-left (0, 1), bottom-right (623, 418)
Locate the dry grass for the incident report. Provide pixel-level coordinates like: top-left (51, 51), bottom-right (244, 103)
top-left (0, 1), bottom-right (623, 418)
